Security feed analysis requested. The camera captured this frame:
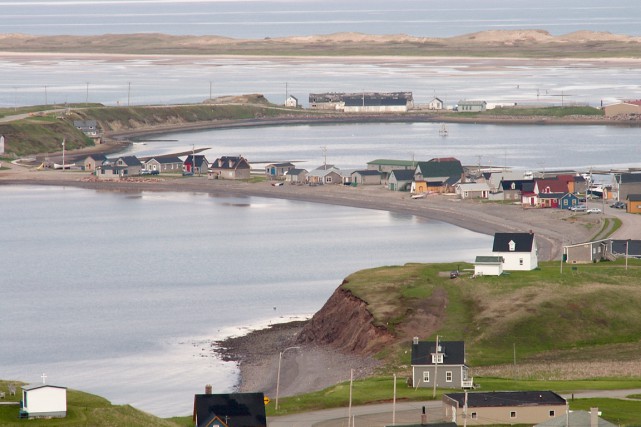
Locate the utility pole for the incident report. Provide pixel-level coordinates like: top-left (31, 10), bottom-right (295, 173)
top-left (432, 335), bottom-right (439, 398)
top-left (85, 81), bottom-right (89, 104)
top-left (392, 373), bottom-right (397, 426)
top-left (320, 146), bottom-right (327, 170)
top-left (285, 82), bottom-right (288, 105)
top-left (61, 138), bottom-right (65, 171)
top-left (348, 369), bottom-right (354, 427)
top-left (209, 81), bottom-right (212, 101)
top-left (44, 85), bottom-right (48, 105)
top-left (127, 82), bottom-right (131, 106)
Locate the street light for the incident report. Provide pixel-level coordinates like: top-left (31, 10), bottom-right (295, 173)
top-left (275, 346), bottom-right (300, 410)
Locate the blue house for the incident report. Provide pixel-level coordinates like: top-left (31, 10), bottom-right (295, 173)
top-left (559, 192), bottom-right (580, 209)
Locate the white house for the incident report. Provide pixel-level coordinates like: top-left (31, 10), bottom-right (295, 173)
top-left (21, 384), bottom-right (67, 419)
top-left (285, 95), bottom-right (299, 108)
top-left (474, 256), bottom-right (504, 276)
top-left (428, 97), bottom-right (444, 110)
top-left (491, 232), bottom-right (538, 271)
top-left (456, 182), bottom-right (490, 199)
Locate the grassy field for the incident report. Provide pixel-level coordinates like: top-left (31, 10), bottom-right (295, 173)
top-left (341, 260), bottom-right (641, 367)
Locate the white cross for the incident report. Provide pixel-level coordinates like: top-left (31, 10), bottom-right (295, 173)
top-left (41, 373), bottom-right (47, 384)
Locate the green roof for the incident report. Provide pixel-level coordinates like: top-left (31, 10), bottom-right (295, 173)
top-left (416, 158), bottom-right (463, 178)
top-left (475, 256), bottom-right (504, 264)
top-left (367, 159), bottom-right (416, 167)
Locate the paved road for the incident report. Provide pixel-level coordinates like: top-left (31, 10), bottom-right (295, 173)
top-left (267, 388), bottom-right (641, 427)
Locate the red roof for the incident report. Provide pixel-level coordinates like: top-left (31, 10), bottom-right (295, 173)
top-left (535, 178), bottom-right (568, 194)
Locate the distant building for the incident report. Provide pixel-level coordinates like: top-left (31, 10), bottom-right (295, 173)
top-left (603, 100), bottom-right (641, 117)
top-left (209, 156), bottom-right (250, 180)
top-left (309, 92), bottom-right (414, 112)
top-left (73, 120), bottom-right (99, 136)
top-left (428, 97), bottom-right (444, 110)
top-left (20, 384), bottom-right (67, 419)
top-left (563, 239), bottom-right (611, 264)
top-left (184, 154), bottom-right (209, 175)
top-left (457, 100), bottom-right (487, 112)
top-left (492, 232), bottom-right (538, 271)
top-left (443, 391), bottom-right (567, 426)
top-left (145, 156), bottom-right (183, 173)
top-left (285, 95), bottom-right (299, 108)
top-left (411, 338), bottom-right (472, 390)
top-left (83, 154), bottom-right (107, 171)
top-left (265, 162), bottom-right (295, 178)
top-left (474, 256), bottom-right (504, 276)
top-left (193, 389), bottom-right (266, 427)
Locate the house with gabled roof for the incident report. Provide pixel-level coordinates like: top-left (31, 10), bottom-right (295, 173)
top-left (285, 168), bottom-right (308, 184)
top-left (265, 162), bottom-right (295, 179)
top-left (456, 182), bottom-right (490, 199)
top-left (308, 167), bottom-right (342, 185)
top-left (411, 338), bottom-right (472, 390)
top-left (492, 232), bottom-right (538, 271)
top-left (145, 155), bottom-right (183, 173)
top-left (193, 390), bottom-right (266, 427)
top-left (534, 177), bottom-right (569, 195)
top-left (618, 174), bottom-right (641, 202)
top-left (414, 158), bottom-right (464, 193)
top-left (443, 391), bottom-right (566, 426)
top-left (98, 155), bottom-right (142, 177)
top-left (388, 169), bottom-right (415, 191)
top-left (563, 239), bottom-right (611, 264)
top-left (184, 154), bottom-right (209, 175)
top-left (209, 156), bottom-right (250, 180)
top-left (83, 154), bottom-right (107, 172)
top-left (428, 97), bottom-right (444, 110)
top-left (351, 169), bottom-right (381, 185)
top-left (285, 95), bottom-right (299, 108)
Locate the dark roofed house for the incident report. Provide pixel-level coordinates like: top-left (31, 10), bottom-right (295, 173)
top-left (492, 232), bottom-right (538, 271)
top-left (414, 158), bottom-right (464, 193)
top-left (73, 120), bottom-right (98, 136)
top-left (209, 156), bottom-right (251, 180)
top-left (410, 339), bottom-right (471, 390)
top-left (184, 154), bottom-right (209, 175)
top-left (617, 173), bottom-right (641, 201)
top-left (193, 391), bottom-right (266, 427)
top-left (610, 239), bottom-right (641, 258)
top-left (388, 169), bottom-right (415, 191)
top-left (443, 391), bottom-right (567, 425)
top-left (351, 169), bottom-right (381, 185)
top-left (145, 156), bottom-right (183, 173)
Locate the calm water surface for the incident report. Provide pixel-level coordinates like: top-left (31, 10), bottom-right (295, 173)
top-left (0, 185), bottom-right (491, 416)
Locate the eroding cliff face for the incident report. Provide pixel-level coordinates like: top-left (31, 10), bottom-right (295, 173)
top-left (296, 284), bottom-right (395, 355)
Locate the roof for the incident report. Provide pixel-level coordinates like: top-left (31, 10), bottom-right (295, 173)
top-left (85, 154), bottom-right (107, 161)
top-left (389, 169), bottom-right (415, 181)
top-left (535, 178), bottom-right (568, 193)
top-left (500, 179), bottom-right (534, 191)
top-left (416, 158), bottom-right (463, 179)
top-left (116, 156), bottom-right (142, 166)
top-left (211, 156), bottom-right (249, 171)
top-left (22, 384), bottom-right (67, 391)
top-left (287, 168), bottom-right (308, 176)
top-left (148, 156), bottom-right (182, 164)
top-left (411, 341), bottom-right (465, 366)
top-left (610, 239), bottom-right (641, 257)
top-left (308, 168), bottom-right (341, 178)
top-left (538, 192), bottom-right (566, 199)
top-left (352, 170), bottom-right (381, 176)
top-left (266, 162), bottom-right (295, 168)
top-left (73, 120), bottom-right (97, 127)
top-left (474, 256), bottom-right (504, 264)
top-left (492, 232), bottom-right (535, 253)
top-left (343, 96), bottom-right (408, 107)
top-left (457, 100), bottom-right (487, 106)
top-left (193, 393), bottom-right (266, 427)
top-left (367, 159), bottom-right (416, 167)
top-left (185, 155), bottom-right (209, 168)
top-left (458, 182), bottom-right (490, 191)
top-left (445, 391), bottom-right (566, 408)
top-left (535, 410), bottom-right (615, 427)
top-left (619, 173), bottom-right (641, 184)
top-left (627, 194), bottom-right (641, 201)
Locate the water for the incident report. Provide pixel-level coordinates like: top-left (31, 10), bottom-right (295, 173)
top-left (1, 0), bottom-right (640, 38)
top-left (0, 185), bottom-right (491, 416)
top-left (120, 122), bottom-right (641, 173)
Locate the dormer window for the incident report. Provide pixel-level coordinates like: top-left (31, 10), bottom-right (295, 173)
top-left (508, 240), bottom-right (516, 252)
top-left (431, 353), bottom-right (443, 364)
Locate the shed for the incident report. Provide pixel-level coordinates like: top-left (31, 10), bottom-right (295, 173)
top-left (351, 170), bottom-right (382, 185)
top-left (626, 194), bottom-right (641, 214)
top-left (20, 384), bottom-right (67, 419)
top-left (474, 256), bottom-right (504, 276)
top-left (285, 168), bottom-right (308, 183)
top-left (265, 162), bottom-right (295, 178)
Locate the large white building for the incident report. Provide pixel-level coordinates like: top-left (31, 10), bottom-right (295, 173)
top-left (21, 384), bottom-right (67, 419)
top-left (491, 232), bottom-right (538, 271)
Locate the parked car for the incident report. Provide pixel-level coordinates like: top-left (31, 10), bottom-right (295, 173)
top-left (150, 170), bottom-right (160, 175)
top-left (569, 204), bottom-right (587, 212)
top-left (610, 201), bottom-right (626, 209)
top-left (586, 208), bottom-right (602, 214)
top-left (140, 169), bottom-right (151, 175)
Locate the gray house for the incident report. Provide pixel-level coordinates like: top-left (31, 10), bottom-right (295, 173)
top-left (388, 169), bottom-right (415, 191)
top-left (285, 168), bottom-right (308, 184)
top-left (351, 170), bottom-right (382, 185)
top-left (563, 239), bottom-right (611, 264)
top-left (265, 162), bottom-right (295, 179)
top-left (83, 154), bottom-right (107, 172)
top-left (411, 338), bottom-right (472, 390)
top-left (457, 100), bottom-right (487, 112)
top-left (616, 173), bottom-right (641, 201)
top-left (145, 156), bottom-right (183, 173)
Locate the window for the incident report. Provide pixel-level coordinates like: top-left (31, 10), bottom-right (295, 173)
top-left (423, 371), bottom-right (429, 383)
top-left (431, 353), bottom-right (443, 364)
top-left (510, 411), bottom-right (516, 418)
top-left (471, 412), bottom-right (477, 419)
top-left (519, 258), bottom-right (524, 266)
top-left (446, 371), bottom-right (452, 382)
top-left (549, 410), bottom-right (555, 417)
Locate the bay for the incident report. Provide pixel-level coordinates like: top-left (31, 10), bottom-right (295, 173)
top-left (0, 0), bottom-right (640, 38)
top-left (0, 185), bottom-right (491, 416)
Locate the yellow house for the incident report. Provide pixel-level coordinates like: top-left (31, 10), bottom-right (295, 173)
top-left (627, 194), bottom-right (641, 214)
top-left (411, 180), bottom-right (428, 194)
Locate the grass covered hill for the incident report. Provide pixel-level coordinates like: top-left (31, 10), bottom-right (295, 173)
top-left (330, 260), bottom-right (641, 372)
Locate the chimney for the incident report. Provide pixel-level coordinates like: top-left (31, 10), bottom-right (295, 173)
top-left (413, 336), bottom-right (419, 345)
top-left (205, 384), bottom-right (212, 395)
top-left (590, 407), bottom-right (599, 427)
